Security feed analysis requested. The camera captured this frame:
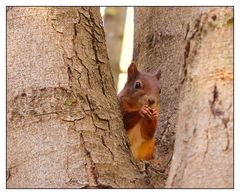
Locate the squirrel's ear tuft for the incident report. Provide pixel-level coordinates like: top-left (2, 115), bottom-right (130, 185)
top-left (155, 69), bottom-right (161, 80)
top-left (127, 62), bottom-right (139, 81)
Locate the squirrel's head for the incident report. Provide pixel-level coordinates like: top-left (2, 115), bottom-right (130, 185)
top-left (125, 62), bottom-right (161, 110)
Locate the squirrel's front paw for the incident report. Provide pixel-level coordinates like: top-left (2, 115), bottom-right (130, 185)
top-left (139, 105), bottom-right (158, 120)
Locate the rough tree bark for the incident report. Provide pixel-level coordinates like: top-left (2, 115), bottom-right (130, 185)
top-left (166, 7), bottom-right (233, 188)
top-left (134, 7), bottom-right (233, 188)
top-left (7, 7), bottom-right (151, 188)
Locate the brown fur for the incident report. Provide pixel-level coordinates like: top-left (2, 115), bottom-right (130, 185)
top-left (118, 62), bottom-right (161, 160)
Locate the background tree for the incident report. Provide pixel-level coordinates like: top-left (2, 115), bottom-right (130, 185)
top-left (7, 7), bottom-right (149, 188)
top-left (134, 7), bottom-right (233, 188)
top-left (103, 7), bottom-right (127, 88)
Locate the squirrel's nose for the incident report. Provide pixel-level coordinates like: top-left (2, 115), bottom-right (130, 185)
top-left (148, 98), bottom-right (155, 106)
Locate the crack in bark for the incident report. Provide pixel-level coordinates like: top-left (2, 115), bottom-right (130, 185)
top-left (49, 9), bottom-right (91, 91)
top-left (79, 132), bottom-right (98, 187)
top-left (51, 23), bottom-right (64, 34)
top-left (88, 9), bottom-right (107, 97)
top-left (223, 124), bottom-right (230, 152)
top-left (77, 56), bottom-right (91, 88)
top-left (47, 9), bottom-right (65, 35)
top-left (193, 126), bottom-right (197, 136)
top-left (209, 83), bottom-right (231, 133)
top-left (101, 136), bottom-right (115, 161)
top-left (64, 122), bottom-right (89, 188)
top-left (77, 9), bottom-right (106, 97)
top-left (209, 84), bottom-right (223, 117)
top-left (203, 129), bottom-right (209, 161)
top-left (67, 66), bottom-right (75, 89)
top-left (207, 77), bottom-right (232, 155)
top-left (184, 23), bottom-right (190, 41)
top-left (71, 13), bottom-right (92, 89)
top-left (85, 94), bottom-right (98, 132)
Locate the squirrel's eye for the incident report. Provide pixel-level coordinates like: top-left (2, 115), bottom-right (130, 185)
top-left (159, 89), bottom-right (161, 94)
top-left (135, 81), bottom-right (141, 89)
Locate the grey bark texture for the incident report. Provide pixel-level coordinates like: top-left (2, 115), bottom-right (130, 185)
top-left (134, 7), bottom-right (233, 188)
top-left (7, 7), bottom-right (152, 188)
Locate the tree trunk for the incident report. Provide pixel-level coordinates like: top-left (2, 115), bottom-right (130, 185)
top-left (134, 7), bottom-right (202, 186)
top-left (103, 7), bottom-right (126, 88)
top-left (134, 7), bottom-right (233, 188)
top-left (166, 7), bottom-right (233, 188)
top-left (7, 7), bottom-right (148, 188)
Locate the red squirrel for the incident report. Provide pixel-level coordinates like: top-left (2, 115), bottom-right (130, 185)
top-left (118, 62), bottom-right (161, 160)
